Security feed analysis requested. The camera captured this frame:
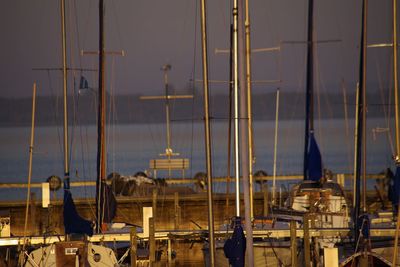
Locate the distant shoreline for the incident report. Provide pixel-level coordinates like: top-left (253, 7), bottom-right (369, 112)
top-left (0, 91), bottom-right (390, 127)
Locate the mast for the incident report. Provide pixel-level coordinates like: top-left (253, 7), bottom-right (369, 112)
top-left (233, 0), bottom-right (240, 217)
top-left (272, 88), bottom-right (280, 205)
top-left (226, 24), bottom-right (234, 205)
top-left (244, 0), bottom-right (254, 219)
top-left (392, 0), bottom-right (400, 264)
top-left (354, 0), bottom-right (367, 247)
top-left (394, 0), bottom-right (400, 161)
top-left (199, 0), bottom-right (216, 264)
top-left (238, 0), bottom-right (254, 264)
top-left (96, 0), bottom-right (106, 233)
top-left (61, 0), bottom-right (69, 188)
top-left (303, 0), bottom-right (314, 180)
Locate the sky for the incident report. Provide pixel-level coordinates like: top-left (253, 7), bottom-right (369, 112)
top-left (0, 0), bottom-right (396, 98)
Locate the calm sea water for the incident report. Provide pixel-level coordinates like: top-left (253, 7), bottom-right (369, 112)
top-left (0, 118), bottom-right (394, 201)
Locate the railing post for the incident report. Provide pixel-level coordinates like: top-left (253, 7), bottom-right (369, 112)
top-left (290, 220), bottom-right (297, 267)
top-left (130, 227), bottom-right (137, 267)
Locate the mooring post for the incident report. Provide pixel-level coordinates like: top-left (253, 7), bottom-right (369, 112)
top-left (303, 214), bottom-right (311, 267)
top-left (263, 185), bottom-right (269, 216)
top-left (152, 189), bottom-right (157, 222)
top-left (149, 217), bottom-right (156, 264)
top-left (167, 238), bottom-right (175, 266)
top-left (174, 192), bottom-right (180, 229)
top-left (290, 220), bottom-right (297, 267)
top-left (130, 227), bottom-right (137, 267)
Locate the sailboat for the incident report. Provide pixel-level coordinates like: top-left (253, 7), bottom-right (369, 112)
top-left (283, 0), bottom-right (350, 224)
top-left (210, 0), bottom-right (352, 265)
top-left (24, 0), bottom-right (118, 266)
top-left (343, 0), bottom-right (400, 265)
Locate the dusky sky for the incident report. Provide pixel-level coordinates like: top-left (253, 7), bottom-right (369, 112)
top-left (0, 0), bottom-right (396, 98)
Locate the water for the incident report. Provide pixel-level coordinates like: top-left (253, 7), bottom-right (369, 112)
top-left (0, 117), bottom-right (394, 201)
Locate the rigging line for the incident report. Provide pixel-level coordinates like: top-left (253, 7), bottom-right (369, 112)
top-left (375, 55), bottom-right (395, 157)
top-left (66, 0), bottom-right (81, 178)
top-left (81, 0), bottom-right (95, 53)
top-left (110, 1), bottom-right (125, 51)
top-left (49, 74), bottom-right (65, 175)
top-left (77, 96), bottom-right (97, 219)
top-left (313, 26), bottom-right (324, 156)
top-left (375, 54), bottom-right (389, 124)
top-left (342, 80), bottom-right (353, 173)
top-left (111, 60), bottom-right (120, 174)
top-left (217, 0), bottom-right (228, 31)
top-left (72, 0), bottom-right (83, 69)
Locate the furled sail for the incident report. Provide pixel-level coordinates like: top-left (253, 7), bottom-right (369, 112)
top-left (306, 132), bottom-right (322, 181)
top-left (63, 180), bottom-right (93, 236)
top-left (223, 218), bottom-right (246, 267)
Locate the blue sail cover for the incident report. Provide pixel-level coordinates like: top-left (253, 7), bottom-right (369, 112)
top-left (389, 166), bottom-right (400, 207)
top-left (64, 189), bottom-right (94, 236)
top-left (102, 183), bottom-right (117, 223)
top-left (223, 218), bottom-right (246, 267)
top-left (306, 132), bottom-right (322, 181)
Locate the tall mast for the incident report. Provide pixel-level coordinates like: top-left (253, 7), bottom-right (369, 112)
top-left (354, 0), bottom-right (367, 246)
top-left (232, 0), bottom-right (240, 217)
top-left (392, 0), bottom-right (400, 264)
top-left (96, 0), bottom-right (106, 233)
top-left (226, 24), bottom-right (234, 204)
top-left (61, 0), bottom-right (69, 186)
top-left (272, 89), bottom-right (280, 204)
top-left (199, 0), bottom-right (216, 264)
top-left (244, 0), bottom-right (254, 219)
top-left (303, 0), bottom-right (314, 180)
top-left (238, 0), bottom-right (254, 264)
top-left (394, 0), bottom-right (400, 161)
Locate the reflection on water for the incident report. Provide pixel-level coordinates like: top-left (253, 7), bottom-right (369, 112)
top-left (0, 118), bottom-right (394, 200)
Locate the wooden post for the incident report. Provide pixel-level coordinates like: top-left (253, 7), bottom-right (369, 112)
top-left (130, 227), bottom-right (137, 267)
top-left (152, 189), bottom-right (157, 222)
top-left (263, 189), bottom-right (269, 217)
top-left (303, 214), bottom-right (311, 267)
top-left (174, 192), bottom-right (180, 229)
top-left (30, 193), bottom-right (37, 235)
top-left (149, 217), bottom-right (156, 264)
top-left (167, 238), bottom-right (175, 266)
top-left (290, 220), bottom-right (297, 267)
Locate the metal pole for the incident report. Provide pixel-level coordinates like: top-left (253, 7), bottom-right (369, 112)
top-left (22, 83), bottom-right (37, 255)
top-left (303, 0), bottom-right (314, 180)
top-left (239, 0), bottom-right (254, 264)
top-left (353, 84), bottom-right (360, 208)
top-left (233, 0), bottom-right (241, 217)
top-left (354, 0), bottom-right (367, 247)
top-left (272, 88), bottom-right (280, 205)
top-left (226, 24), bottom-right (234, 207)
top-left (244, 0), bottom-right (254, 219)
top-left (96, 0), bottom-right (106, 233)
top-left (394, 0), bottom-right (400, 161)
top-left (362, 0), bottom-right (368, 213)
top-left (61, 0), bottom-right (69, 185)
top-left (392, 0), bottom-right (400, 265)
top-left (199, 0), bottom-right (216, 264)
